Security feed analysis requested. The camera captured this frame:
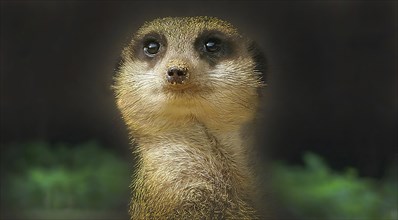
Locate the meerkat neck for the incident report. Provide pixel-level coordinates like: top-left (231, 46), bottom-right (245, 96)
top-left (130, 122), bottom-right (257, 219)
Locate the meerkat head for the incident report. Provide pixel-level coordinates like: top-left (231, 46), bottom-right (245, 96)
top-left (114, 16), bottom-right (266, 135)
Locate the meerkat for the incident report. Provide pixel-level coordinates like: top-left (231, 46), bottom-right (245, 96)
top-left (113, 16), bottom-right (266, 219)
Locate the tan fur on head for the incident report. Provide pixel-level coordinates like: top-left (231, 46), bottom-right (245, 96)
top-left (113, 16), bottom-right (265, 219)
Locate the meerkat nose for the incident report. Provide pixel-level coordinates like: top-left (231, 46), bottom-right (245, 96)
top-left (166, 67), bottom-right (188, 84)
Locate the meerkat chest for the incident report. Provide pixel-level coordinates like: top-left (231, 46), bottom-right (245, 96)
top-left (139, 129), bottom-right (245, 186)
top-left (133, 132), bottom-right (255, 218)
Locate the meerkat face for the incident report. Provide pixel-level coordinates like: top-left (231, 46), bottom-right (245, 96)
top-left (114, 16), bottom-right (265, 133)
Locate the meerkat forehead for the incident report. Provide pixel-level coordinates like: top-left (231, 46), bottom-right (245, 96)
top-left (135, 16), bottom-right (241, 39)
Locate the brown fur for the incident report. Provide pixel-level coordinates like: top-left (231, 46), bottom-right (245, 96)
top-left (113, 16), bottom-right (265, 219)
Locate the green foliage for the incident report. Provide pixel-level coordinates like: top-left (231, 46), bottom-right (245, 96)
top-left (272, 152), bottom-right (398, 220)
top-left (1, 141), bottom-right (131, 210)
top-left (2, 142), bottom-right (396, 219)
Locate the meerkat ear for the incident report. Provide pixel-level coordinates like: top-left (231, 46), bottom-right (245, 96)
top-left (248, 41), bottom-right (267, 83)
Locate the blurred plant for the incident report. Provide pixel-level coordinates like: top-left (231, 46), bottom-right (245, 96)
top-left (1, 141), bottom-right (131, 210)
top-left (272, 152), bottom-right (397, 220)
top-left (2, 142), bottom-right (396, 219)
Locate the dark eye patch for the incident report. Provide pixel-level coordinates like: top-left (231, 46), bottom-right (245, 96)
top-left (204, 38), bottom-right (222, 53)
top-left (130, 32), bottom-right (167, 63)
top-left (143, 41), bottom-right (160, 57)
top-left (194, 30), bottom-right (235, 65)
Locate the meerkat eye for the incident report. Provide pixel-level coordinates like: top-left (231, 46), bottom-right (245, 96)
top-left (143, 41), bottom-right (160, 57)
top-left (204, 38), bottom-right (221, 53)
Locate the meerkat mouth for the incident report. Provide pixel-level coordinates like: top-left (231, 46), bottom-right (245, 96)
top-left (163, 85), bottom-right (196, 95)
top-left (161, 82), bottom-right (206, 100)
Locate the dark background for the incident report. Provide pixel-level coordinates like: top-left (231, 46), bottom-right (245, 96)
top-left (1, 0), bottom-right (396, 180)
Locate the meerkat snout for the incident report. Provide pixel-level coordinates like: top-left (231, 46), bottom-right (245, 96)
top-left (166, 60), bottom-right (190, 84)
